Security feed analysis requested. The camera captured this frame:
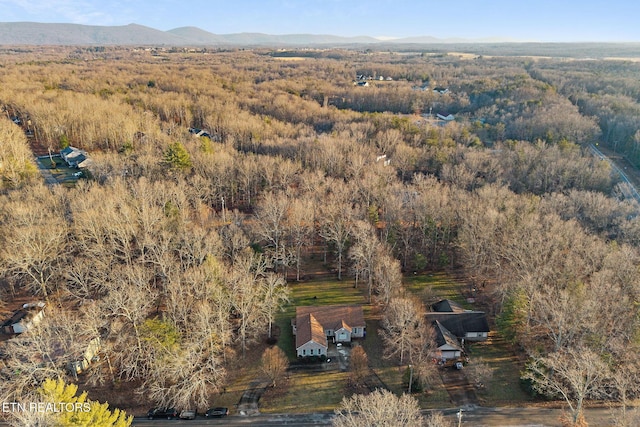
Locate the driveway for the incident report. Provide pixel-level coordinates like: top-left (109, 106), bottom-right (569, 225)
top-left (326, 343), bottom-right (350, 371)
top-left (236, 378), bottom-right (270, 416)
top-left (439, 366), bottom-right (478, 407)
top-left (34, 157), bottom-right (59, 186)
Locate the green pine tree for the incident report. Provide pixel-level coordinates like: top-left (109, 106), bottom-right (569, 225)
top-left (163, 141), bottom-right (192, 171)
top-left (37, 378), bottom-right (132, 427)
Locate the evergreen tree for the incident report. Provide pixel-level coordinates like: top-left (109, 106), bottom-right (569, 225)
top-left (37, 378), bottom-right (132, 427)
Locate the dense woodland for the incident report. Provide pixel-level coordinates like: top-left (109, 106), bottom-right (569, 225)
top-left (1, 45), bottom-right (640, 426)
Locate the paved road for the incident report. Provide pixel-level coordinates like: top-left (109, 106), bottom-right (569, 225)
top-left (439, 406), bottom-right (616, 426)
top-left (131, 412), bottom-right (334, 426)
top-left (129, 406), bottom-right (619, 426)
top-left (589, 144), bottom-right (640, 204)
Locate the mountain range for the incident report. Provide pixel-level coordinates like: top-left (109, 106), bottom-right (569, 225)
top-left (0, 22), bottom-right (514, 46)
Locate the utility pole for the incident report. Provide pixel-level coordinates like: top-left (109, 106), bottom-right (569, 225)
top-left (221, 196), bottom-right (226, 223)
top-left (457, 408), bottom-right (463, 427)
top-left (408, 364), bottom-right (413, 394)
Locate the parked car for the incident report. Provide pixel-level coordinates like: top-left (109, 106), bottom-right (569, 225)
top-left (147, 407), bottom-right (178, 419)
top-left (179, 409), bottom-right (196, 420)
top-left (205, 407), bottom-right (229, 418)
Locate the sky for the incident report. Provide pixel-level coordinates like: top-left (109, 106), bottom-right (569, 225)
top-left (0, 0), bottom-right (639, 42)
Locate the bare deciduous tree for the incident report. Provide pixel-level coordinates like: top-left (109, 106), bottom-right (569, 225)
top-left (228, 252), bottom-right (269, 357)
top-left (261, 346), bottom-right (289, 388)
top-left (466, 357), bottom-right (494, 390)
top-left (260, 272), bottom-right (290, 339)
top-left (425, 411), bottom-right (453, 427)
top-left (523, 347), bottom-right (608, 426)
top-left (333, 389), bottom-right (424, 427)
top-left (287, 196), bottom-right (315, 281)
top-left (349, 345), bottom-right (369, 387)
top-left (319, 182), bottom-right (357, 280)
top-left (381, 297), bottom-right (430, 365)
top-left (0, 186), bottom-right (67, 298)
top-left (252, 192), bottom-right (289, 272)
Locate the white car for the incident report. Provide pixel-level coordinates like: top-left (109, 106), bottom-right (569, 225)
top-left (179, 409), bottom-right (196, 420)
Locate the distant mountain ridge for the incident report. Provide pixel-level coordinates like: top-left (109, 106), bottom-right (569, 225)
top-left (0, 22), bottom-right (512, 46)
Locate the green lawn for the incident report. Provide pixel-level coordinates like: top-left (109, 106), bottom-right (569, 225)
top-left (465, 332), bottom-right (532, 406)
top-left (38, 156), bottom-right (84, 186)
top-left (263, 279), bottom-right (369, 412)
top-left (404, 272), bottom-right (467, 304)
top-left (260, 370), bottom-right (350, 413)
top-left (265, 273), bottom-right (533, 413)
top-left (276, 278), bottom-right (368, 360)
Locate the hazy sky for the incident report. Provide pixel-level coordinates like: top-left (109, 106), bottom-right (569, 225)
top-left (0, 0), bottom-right (638, 42)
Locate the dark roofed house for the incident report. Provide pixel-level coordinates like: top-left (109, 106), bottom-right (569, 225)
top-left (426, 299), bottom-right (489, 361)
top-left (427, 299), bottom-right (489, 342)
top-left (431, 299), bottom-right (465, 313)
top-left (60, 146), bottom-right (92, 169)
top-left (292, 305), bottom-right (366, 358)
top-left (426, 311), bottom-right (490, 342)
top-left (433, 320), bottom-right (463, 361)
top-left (60, 146), bottom-right (76, 161)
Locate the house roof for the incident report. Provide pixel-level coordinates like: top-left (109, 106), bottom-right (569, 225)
top-left (433, 320), bottom-right (463, 351)
top-left (295, 313), bottom-right (327, 349)
top-left (2, 302), bottom-right (45, 328)
top-left (337, 319), bottom-right (352, 333)
top-left (69, 153), bottom-right (87, 164)
top-left (432, 299), bottom-right (465, 313)
top-left (426, 311), bottom-right (490, 338)
top-left (296, 305), bottom-right (365, 330)
top-left (60, 146), bottom-right (77, 156)
top-left (294, 305), bottom-right (365, 350)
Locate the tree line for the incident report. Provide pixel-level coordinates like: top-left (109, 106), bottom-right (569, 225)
top-left (1, 46), bottom-right (640, 426)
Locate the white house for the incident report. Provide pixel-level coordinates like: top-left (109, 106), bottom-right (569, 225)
top-left (292, 305), bottom-right (366, 357)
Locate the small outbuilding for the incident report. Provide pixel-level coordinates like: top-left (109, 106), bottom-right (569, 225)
top-left (2, 302), bottom-right (46, 334)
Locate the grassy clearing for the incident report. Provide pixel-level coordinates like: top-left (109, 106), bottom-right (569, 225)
top-left (404, 272), bottom-right (465, 302)
top-left (260, 370), bottom-right (349, 413)
top-left (286, 278), bottom-right (367, 312)
top-left (466, 332), bottom-right (532, 406)
top-left (213, 367), bottom-right (256, 415)
top-left (38, 156), bottom-right (83, 186)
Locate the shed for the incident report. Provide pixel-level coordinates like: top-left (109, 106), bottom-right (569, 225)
top-left (2, 302), bottom-right (46, 334)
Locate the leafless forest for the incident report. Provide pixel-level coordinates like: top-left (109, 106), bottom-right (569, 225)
top-left (1, 45), bottom-right (640, 424)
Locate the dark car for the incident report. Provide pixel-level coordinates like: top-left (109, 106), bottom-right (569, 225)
top-left (205, 407), bottom-right (229, 418)
top-left (147, 407), bottom-right (178, 419)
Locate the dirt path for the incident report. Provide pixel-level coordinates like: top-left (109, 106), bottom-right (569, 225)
top-left (236, 378), bottom-right (270, 416)
top-left (439, 367), bottom-right (478, 407)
